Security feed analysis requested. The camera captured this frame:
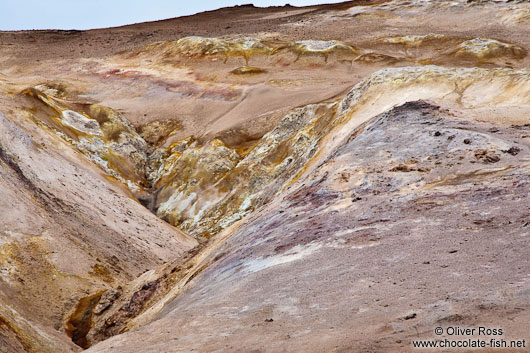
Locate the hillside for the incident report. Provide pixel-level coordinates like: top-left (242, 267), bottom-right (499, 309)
top-left (1, 1), bottom-right (530, 352)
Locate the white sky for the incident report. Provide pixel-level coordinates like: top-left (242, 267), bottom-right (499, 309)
top-left (0, 0), bottom-right (341, 30)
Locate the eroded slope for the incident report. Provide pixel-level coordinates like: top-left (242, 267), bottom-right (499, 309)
top-left (88, 101), bottom-right (530, 353)
top-left (1, 0), bottom-right (530, 352)
top-left (0, 105), bottom-right (196, 351)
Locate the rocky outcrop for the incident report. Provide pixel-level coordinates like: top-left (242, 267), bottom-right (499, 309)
top-left (78, 64), bottom-right (530, 349)
top-left (128, 36), bottom-right (273, 65)
top-left (0, 107), bottom-right (196, 351)
top-left (128, 36), bottom-right (359, 66)
top-left (150, 102), bottom-right (338, 239)
top-left (87, 99), bottom-right (530, 353)
top-left (272, 40), bottom-right (358, 62)
top-left (146, 66), bottom-right (530, 239)
top-left (19, 87), bottom-right (149, 192)
top-left (455, 38), bottom-right (527, 61)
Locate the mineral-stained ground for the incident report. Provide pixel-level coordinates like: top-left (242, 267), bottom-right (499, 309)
top-left (1, 0), bottom-right (530, 352)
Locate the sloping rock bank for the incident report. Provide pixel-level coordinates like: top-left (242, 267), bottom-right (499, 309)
top-left (87, 98), bottom-right (530, 353)
top-left (77, 66), bottom-right (530, 348)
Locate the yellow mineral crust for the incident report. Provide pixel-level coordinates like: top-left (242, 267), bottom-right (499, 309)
top-left (497, 5), bottom-right (530, 25)
top-left (230, 66), bottom-right (267, 75)
top-left (382, 34), bottom-right (449, 46)
top-left (137, 119), bottom-right (183, 146)
top-left (154, 102), bottom-right (338, 239)
top-left (152, 66), bottom-right (530, 239)
top-left (0, 308), bottom-right (55, 353)
top-left (273, 39), bottom-right (359, 62)
top-left (19, 88), bottom-right (148, 190)
top-left (0, 236), bottom-right (98, 351)
top-left (137, 36), bottom-right (273, 65)
top-left (131, 37), bottom-right (359, 66)
top-left (455, 38), bottom-right (527, 61)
